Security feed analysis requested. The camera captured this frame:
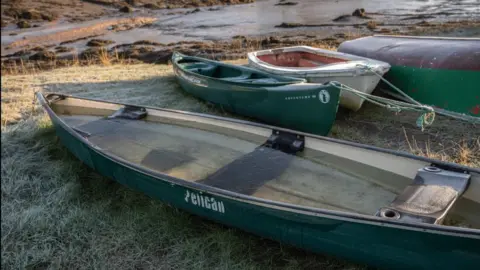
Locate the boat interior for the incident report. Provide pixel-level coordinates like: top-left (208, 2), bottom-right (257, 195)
top-left (256, 51), bottom-right (348, 68)
top-left (46, 95), bottom-right (480, 229)
top-left (175, 57), bottom-right (298, 84)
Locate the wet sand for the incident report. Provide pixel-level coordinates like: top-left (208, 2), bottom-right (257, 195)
top-left (1, 0), bottom-right (479, 69)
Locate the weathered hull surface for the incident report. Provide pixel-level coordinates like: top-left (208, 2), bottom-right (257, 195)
top-left (247, 46), bottom-right (391, 111)
top-left (172, 52), bottom-right (341, 136)
top-left (338, 35), bottom-right (480, 117)
top-left (38, 93), bottom-right (480, 270)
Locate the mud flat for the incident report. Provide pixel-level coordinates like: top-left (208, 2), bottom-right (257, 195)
top-left (1, 0), bottom-right (479, 72)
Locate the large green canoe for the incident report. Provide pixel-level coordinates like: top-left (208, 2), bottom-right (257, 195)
top-left (338, 35), bottom-right (480, 117)
top-left (38, 92), bottom-right (480, 270)
top-left (171, 51), bottom-right (340, 136)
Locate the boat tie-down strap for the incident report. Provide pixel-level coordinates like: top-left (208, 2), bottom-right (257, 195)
top-left (375, 166), bottom-right (470, 225)
top-left (107, 105), bottom-right (147, 120)
top-left (199, 129), bottom-right (305, 195)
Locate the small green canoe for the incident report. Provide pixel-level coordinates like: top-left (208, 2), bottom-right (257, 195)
top-left (171, 52), bottom-right (340, 136)
top-left (38, 92), bottom-right (480, 270)
top-left (338, 35), bottom-right (480, 117)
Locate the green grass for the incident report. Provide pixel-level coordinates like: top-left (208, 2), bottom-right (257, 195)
top-left (1, 63), bottom-right (478, 269)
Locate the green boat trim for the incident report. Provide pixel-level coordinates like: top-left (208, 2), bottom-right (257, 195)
top-left (171, 51), bottom-right (341, 136)
top-left (38, 92), bottom-right (480, 269)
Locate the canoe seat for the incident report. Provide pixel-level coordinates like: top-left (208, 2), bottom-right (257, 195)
top-left (375, 166), bottom-right (470, 224)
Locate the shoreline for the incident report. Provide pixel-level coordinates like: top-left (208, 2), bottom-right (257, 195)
top-left (2, 0), bottom-right (479, 73)
top-left (2, 20), bottom-right (479, 75)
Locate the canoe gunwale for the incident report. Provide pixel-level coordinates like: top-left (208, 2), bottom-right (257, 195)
top-left (37, 92), bottom-right (480, 238)
top-left (172, 51), bottom-right (307, 86)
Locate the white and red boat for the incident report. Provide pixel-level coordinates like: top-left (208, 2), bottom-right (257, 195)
top-left (247, 46), bottom-right (391, 111)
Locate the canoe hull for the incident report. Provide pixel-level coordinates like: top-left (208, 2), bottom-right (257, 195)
top-left (39, 94), bottom-right (480, 270)
top-left (338, 35), bottom-right (480, 117)
top-left (247, 46), bottom-right (391, 111)
top-left (172, 53), bottom-right (341, 136)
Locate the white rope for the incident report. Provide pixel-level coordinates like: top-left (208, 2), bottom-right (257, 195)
top-left (330, 82), bottom-right (436, 131)
top-left (355, 63), bottom-right (479, 124)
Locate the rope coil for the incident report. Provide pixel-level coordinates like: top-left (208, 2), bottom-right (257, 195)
top-left (355, 63), bottom-right (479, 124)
top-left (330, 81), bottom-right (436, 131)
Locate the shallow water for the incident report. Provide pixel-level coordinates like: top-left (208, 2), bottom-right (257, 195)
top-left (149, 0), bottom-right (479, 40)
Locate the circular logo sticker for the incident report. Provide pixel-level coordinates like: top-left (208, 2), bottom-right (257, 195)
top-left (318, 90), bottom-right (330, 104)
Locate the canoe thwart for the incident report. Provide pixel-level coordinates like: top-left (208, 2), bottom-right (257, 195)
top-left (376, 166), bottom-right (471, 224)
top-left (108, 105), bottom-right (148, 120)
top-left (264, 129), bottom-right (305, 155)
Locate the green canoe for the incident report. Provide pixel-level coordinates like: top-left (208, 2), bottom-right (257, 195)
top-left (38, 92), bottom-right (480, 270)
top-left (171, 51), bottom-right (340, 136)
top-left (338, 35), bottom-right (480, 117)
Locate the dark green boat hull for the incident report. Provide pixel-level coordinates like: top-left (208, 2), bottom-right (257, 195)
top-left (338, 35), bottom-right (480, 117)
top-left (172, 52), bottom-right (340, 136)
top-left (40, 95), bottom-right (480, 270)
top-left (380, 66), bottom-right (479, 116)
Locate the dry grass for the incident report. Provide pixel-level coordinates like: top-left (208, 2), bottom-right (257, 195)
top-left (406, 20), bottom-right (480, 36)
top-left (1, 63), bottom-right (478, 269)
top-left (1, 48), bottom-right (135, 76)
top-left (366, 21), bottom-right (377, 30)
top-left (329, 95), bottom-right (479, 168)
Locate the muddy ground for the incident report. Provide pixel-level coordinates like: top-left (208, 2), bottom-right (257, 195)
top-left (1, 0), bottom-right (479, 72)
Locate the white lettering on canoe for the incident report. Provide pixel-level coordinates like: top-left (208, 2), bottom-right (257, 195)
top-left (318, 90), bottom-right (330, 104)
top-left (176, 68), bottom-right (207, 87)
top-left (284, 95), bottom-right (315, 101)
top-left (184, 190), bottom-right (225, 213)
top-left (284, 90), bottom-right (330, 103)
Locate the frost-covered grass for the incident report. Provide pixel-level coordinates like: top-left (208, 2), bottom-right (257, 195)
top-left (1, 63), bottom-right (478, 269)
